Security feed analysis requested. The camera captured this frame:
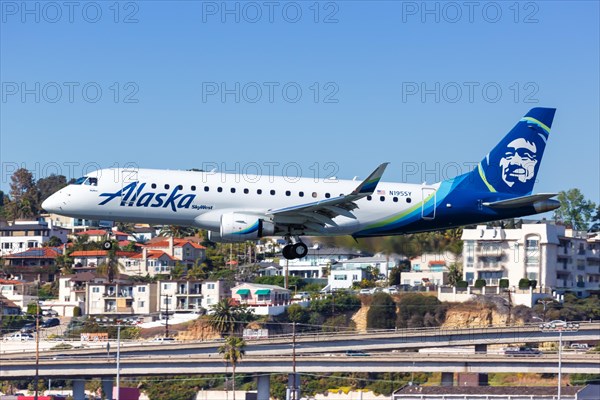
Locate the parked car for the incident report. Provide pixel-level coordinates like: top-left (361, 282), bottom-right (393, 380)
top-left (41, 318), bottom-right (60, 328)
top-left (503, 346), bottom-right (541, 356)
top-left (4, 332), bottom-right (34, 341)
top-left (570, 343), bottom-right (589, 351)
top-left (345, 350), bottom-right (370, 357)
top-left (293, 291), bottom-right (310, 300)
top-left (359, 288), bottom-right (372, 295)
top-left (21, 322), bottom-right (37, 333)
top-left (383, 287), bottom-right (399, 294)
top-left (42, 309), bottom-right (59, 317)
top-left (152, 336), bottom-right (176, 343)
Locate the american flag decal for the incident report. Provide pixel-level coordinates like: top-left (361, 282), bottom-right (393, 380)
top-left (376, 189), bottom-right (385, 195)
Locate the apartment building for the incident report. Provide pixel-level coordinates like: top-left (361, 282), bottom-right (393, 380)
top-left (0, 220), bottom-right (69, 256)
top-left (461, 223), bottom-right (600, 297)
top-left (86, 279), bottom-right (158, 315)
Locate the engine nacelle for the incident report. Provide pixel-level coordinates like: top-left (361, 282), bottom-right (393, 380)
top-left (209, 212), bottom-right (275, 243)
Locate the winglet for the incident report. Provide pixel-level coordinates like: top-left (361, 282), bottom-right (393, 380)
top-left (351, 163), bottom-right (389, 195)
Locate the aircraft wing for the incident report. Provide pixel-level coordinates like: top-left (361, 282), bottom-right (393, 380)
top-left (267, 163), bottom-right (389, 231)
top-left (482, 193), bottom-right (558, 209)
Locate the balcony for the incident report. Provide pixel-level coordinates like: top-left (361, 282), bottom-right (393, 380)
top-left (103, 291), bottom-right (133, 298)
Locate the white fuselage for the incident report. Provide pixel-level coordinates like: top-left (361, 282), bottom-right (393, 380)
top-left (43, 168), bottom-right (437, 236)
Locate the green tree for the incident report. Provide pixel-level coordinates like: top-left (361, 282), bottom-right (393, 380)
top-left (159, 225), bottom-right (197, 238)
top-left (45, 236), bottom-right (63, 247)
top-left (207, 299), bottom-right (254, 336)
top-left (366, 292), bottom-right (396, 330)
top-left (218, 336), bottom-right (246, 400)
top-left (36, 174), bottom-right (67, 204)
top-left (96, 244), bottom-right (123, 282)
top-left (6, 168), bottom-right (38, 219)
top-left (286, 304), bottom-right (309, 324)
top-left (447, 263), bottom-right (463, 286)
top-left (553, 189), bottom-right (597, 230)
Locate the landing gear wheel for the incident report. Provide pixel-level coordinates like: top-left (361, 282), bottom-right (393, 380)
top-left (292, 243), bottom-right (308, 258)
top-left (282, 245), bottom-right (295, 260)
top-left (102, 240), bottom-right (113, 250)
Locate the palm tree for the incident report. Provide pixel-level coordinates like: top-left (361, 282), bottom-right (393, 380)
top-left (208, 299), bottom-right (239, 336)
top-left (96, 245), bottom-right (123, 282)
top-left (218, 336), bottom-right (246, 400)
top-left (158, 225), bottom-right (197, 238)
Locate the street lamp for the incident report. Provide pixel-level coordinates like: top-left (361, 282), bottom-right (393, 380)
top-left (539, 320), bottom-right (580, 400)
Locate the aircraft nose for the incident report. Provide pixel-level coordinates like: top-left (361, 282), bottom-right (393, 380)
top-left (42, 192), bottom-right (64, 213)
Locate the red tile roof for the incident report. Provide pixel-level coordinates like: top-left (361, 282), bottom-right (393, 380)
top-left (143, 238), bottom-right (205, 249)
top-left (111, 231), bottom-right (130, 236)
top-left (0, 279), bottom-right (24, 285)
top-left (76, 229), bottom-right (110, 236)
top-left (129, 250), bottom-right (178, 261)
top-left (4, 247), bottom-right (62, 259)
top-left (70, 250), bottom-right (138, 257)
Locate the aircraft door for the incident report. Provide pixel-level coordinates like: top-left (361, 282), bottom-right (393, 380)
top-left (421, 187), bottom-right (436, 220)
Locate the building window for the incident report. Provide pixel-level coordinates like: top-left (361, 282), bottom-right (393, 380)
top-left (138, 287), bottom-right (146, 292)
top-left (138, 301), bottom-right (145, 307)
top-left (334, 275), bottom-right (347, 280)
top-left (207, 283), bottom-right (215, 289)
top-left (92, 287), bottom-right (100, 293)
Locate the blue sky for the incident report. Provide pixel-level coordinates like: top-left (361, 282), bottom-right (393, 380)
top-left (1, 1), bottom-right (599, 204)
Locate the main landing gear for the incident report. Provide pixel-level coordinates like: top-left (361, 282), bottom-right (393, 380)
top-left (282, 237), bottom-right (308, 260)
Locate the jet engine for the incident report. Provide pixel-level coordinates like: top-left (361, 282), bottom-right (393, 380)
top-left (208, 212), bottom-right (275, 243)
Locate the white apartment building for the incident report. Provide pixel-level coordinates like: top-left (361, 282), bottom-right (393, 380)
top-left (86, 280), bottom-right (158, 315)
top-left (328, 267), bottom-right (369, 291)
top-left (279, 246), bottom-right (364, 279)
top-left (0, 279), bottom-right (35, 310)
top-left (401, 252), bottom-right (458, 287)
top-left (202, 280), bottom-right (231, 311)
top-left (461, 223), bottom-right (600, 296)
top-left (0, 220), bottom-right (69, 256)
top-left (157, 280), bottom-right (203, 312)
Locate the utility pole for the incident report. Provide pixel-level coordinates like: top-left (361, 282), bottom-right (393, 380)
top-left (163, 294), bottom-right (171, 337)
top-left (292, 321), bottom-right (297, 400)
top-left (34, 300), bottom-right (40, 400)
top-left (116, 323), bottom-right (121, 400)
top-left (539, 299), bottom-right (553, 322)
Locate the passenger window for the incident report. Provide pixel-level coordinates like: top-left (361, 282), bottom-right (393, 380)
top-left (285, 191), bottom-right (291, 196)
top-left (151, 184), bottom-right (157, 189)
top-left (165, 184), bottom-right (170, 190)
top-left (380, 196), bottom-right (385, 202)
top-left (367, 196), bottom-right (372, 201)
top-left (270, 190), bottom-right (276, 195)
top-left (244, 188), bottom-right (249, 194)
top-left (407, 198), bottom-right (412, 203)
top-left (217, 187), bottom-right (223, 193)
top-left (177, 185), bottom-right (183, 190)
top-left (231, 188), bottom-right (236, 193)
top-left (257, 189), bottom-right (262, 195)
top-left (204, 186), bottom-right (209, 192)
top-left (299, 191), bottom-right (304, 197)
top-left (312, 192), bottom-right (317, 198)
top-left (393, 197), bottom-right (398, 202)
top-left (191, 186), bottom-right (196, 191)
top-left (325, 193), bottom-right (331, 199)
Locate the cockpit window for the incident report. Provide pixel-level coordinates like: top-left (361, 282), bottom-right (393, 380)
top-left (73, 176), bottom-right (98, 186)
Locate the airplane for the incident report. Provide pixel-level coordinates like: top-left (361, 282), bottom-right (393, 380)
top-left (42, 107), bottom-right (560, 260)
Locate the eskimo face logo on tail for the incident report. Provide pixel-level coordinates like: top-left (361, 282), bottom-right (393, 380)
top-left (98, 182), bottom-right (196, 212)
top-left (499, 138), bottom-right (538, 187)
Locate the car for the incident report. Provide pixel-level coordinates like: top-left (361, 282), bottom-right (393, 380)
top-left (359, 288), bottom-right (372, 295)
top-left (383, 287), bottom-right (399, 294)
top-left (21, 322), bottom-right (37, 333)
top-left (570, 343), bottom-right (589, 350)
top-left (152, 336), bottom-right (176, 343)
top-left (41, 318), bottom-right (60, 328)
top-left (42, 309), bottom-right (59, 317)
top-left (503, 346), bottom-right (541, 356)
top-left (345, 350), bottom-right (370, 357)
top-left (4, 332), bottom-right (34, 341)
top-left (293, 291), bottom-right (310, 300)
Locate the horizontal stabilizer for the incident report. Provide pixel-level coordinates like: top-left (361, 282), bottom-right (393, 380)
top-left (483, 193), bottom-right (557, 209)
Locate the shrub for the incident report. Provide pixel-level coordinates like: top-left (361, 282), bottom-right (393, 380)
top-left (474, 279), bottom-right (486, 289)
top-left (456, 281), bottom-right (468, 288)
top-left (518, 278), bottom-right (530, 290)
top-left (367, 292), bottom-right (396, 330)
top-left (499, 279), bottom-right (509, 289)
top-left (529, 280), bottom-right (537, 289)
top-left (73, 306), bottom-right (82, 317)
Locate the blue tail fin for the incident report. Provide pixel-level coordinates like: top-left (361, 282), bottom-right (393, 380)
top-left (471, 107), bottom-right (556, 196)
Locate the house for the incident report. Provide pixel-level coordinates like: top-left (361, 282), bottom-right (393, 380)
top-left (122, 249), bottom-right (179, 276)
top-left (279, 246), bottom-right (365, 279)
top-left (402, 256), bottom-right (453, 287)
top-left (41, 212), bottom-right (113, 234)
top-left (231, 283), bottom-right (291, 315)
top-left (2, 247), bottom-right (63, 282)
top-left (86, 278), bottom-right (158, 315)
top-left (339, 256), bottom-right (397, 278)
top-left (461, 223), bottom-right (600, 297)
top-left (0, 220), bottom-right (69, 256)
top-left (201, 280), bottom-right (231, 311)
top-left (47, 272), bottom-right (107, 316)
top-left (328, 266), bottom-right (370, 291)
top-left (74, 228), bottom-right (129, 243)
top-left (142, 237), bottom-right (206, 268)
top-left (392, 384), bottom-right (600, 399)
top-left (69, 250), bottom-right (138, 274)
top-left (157, 279), bottom-right (203, 312)
top-left (0, 295), bottom-right (21, 316)
top-left (0, 278), bottom-right (36, 310)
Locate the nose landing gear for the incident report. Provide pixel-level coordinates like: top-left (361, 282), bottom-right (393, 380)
top-left (282, 237), bottom-right (308, 260)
